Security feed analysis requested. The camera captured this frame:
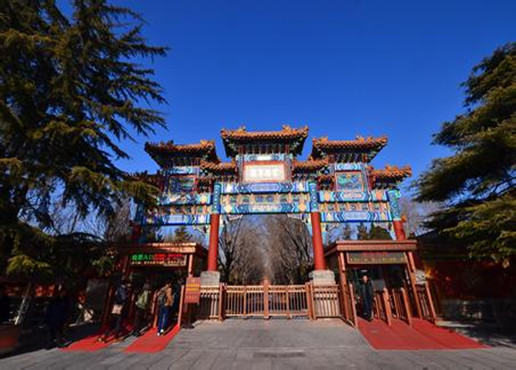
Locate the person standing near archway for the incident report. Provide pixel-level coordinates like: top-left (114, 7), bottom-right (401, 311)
top-left (359, 273), bottom-right (374, 321)
top-left (156, 281), bottom-right (173, 335)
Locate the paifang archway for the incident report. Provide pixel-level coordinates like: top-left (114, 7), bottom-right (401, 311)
top-left (126, 126), bottom-right (433, 324)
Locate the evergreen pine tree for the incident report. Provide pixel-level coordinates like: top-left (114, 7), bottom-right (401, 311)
top-left (356, 223), bottom-right (369, 240)
top-left (416, 43), bottom-right (515, 264)
top-left (0, 0), bottom-right (167, 277)
top-left (173, 226), bottom-right (193, 243)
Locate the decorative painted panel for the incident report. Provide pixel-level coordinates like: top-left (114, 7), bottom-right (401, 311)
top-left (212, 182), bottom-right (222, 214)
top-left (221, 181), bottom-right (309, 194)
top-left (144, 213), bottom-right (210, 225)
top-left (308, 181), bottom-right (319, 212)
top-left (321, 211), bottom-right (391, 223)
top-left (239, 153), bottom-right (288, 162)
top-left (224, 203), bottom-right (308, 214)
top-left (165, 176), bottom-right (196, 193)
top-left (162, 166), bottom-right (199, 175)
top-left (387, 189), bottom-right (402, 220)
top-left (335, 171), bottom-right (364, 191)
top-left (318, 190), bottom-right (387, 202)
top-left (334, 163), bottom-right (364, 171)
top-left (220, 193), bottom-right (311, 214)
top-left (318, 202), bottom-right (388, 213)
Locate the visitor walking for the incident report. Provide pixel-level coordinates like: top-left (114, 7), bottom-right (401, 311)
top-left (156, 281), bottom-right (173, 336)
top-left (359, 272), bottom-right (374, 321)
top-left (100, 279), bottom-right (130, 342)
top-left (132, 283), bottom-right (151, 336)
top-left (45, 287), bottom-right (71, 349)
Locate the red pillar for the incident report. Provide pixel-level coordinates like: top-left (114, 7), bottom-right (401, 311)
top-left (393, 220), bottom-right (406, 240)
top-left (207, 213), bottom-right (220, 272)
top-left (310, 212), bottom-right (327, 270)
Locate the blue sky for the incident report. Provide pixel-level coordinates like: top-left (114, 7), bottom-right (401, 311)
top-left (114, 0), bottom-right (514, 192)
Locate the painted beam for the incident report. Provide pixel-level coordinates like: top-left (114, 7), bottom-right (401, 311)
top-left (318, 190), bottom-right (388, 202)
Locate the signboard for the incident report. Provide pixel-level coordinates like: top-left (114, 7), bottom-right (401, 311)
top-left (346, 251), bottom-right (406, 265)
top-left (243, 162), bottom-right (286, 183)
top-left (184, 277), bottom-right (201, 304)
top-left (130, 253), bottom-right (187, 267)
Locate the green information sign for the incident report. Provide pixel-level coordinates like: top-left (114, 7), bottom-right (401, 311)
top-left (130, 253), bottom-right (187, 267)
top-left (347, 251), bottom-right (406, 265)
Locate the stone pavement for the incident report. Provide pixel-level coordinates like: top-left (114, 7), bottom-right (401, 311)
top-left (1, 319), bottom-right (516, 369)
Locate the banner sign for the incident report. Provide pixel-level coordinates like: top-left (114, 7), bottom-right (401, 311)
top-left (346, 251), bottom-right (406, 265)
top-left (130, 253), bottom-right (187, 267)
top-left (184, 277), bottom-right (201, 304)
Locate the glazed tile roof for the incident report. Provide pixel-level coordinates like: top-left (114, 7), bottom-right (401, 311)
top-left (311, 136), bottom-right (388, 162)
top-left (200, 160), bottom-right (238, 175)
top-left (145, 140), bottom-right (218, 166)
top-left (220, 125), bottom-right (309, 157)
top-left (292, 158), bottom-right (329, 173)
top-left (370, 165), bottom-right (412, 185)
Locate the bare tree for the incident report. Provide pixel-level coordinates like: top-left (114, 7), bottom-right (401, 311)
top-left (218, 216), bottom-right (244, 282)
top-left (399, 197), bottom-right (442, 237)
top-left (264, 215), bottom-right (312, 284)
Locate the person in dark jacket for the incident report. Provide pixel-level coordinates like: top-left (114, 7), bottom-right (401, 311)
top-left (359, 273), bottom-right (374, 321)
top-left (100, 280), bottom-right (130, 342)
top-left (45, 287), bottom-right (71, 349)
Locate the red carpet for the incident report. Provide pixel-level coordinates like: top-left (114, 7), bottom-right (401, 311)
top-left (62, 323), bottom-right (134, 352)
top-left (358, 318), bottom-right (487, 350)
top-left (124, 324), bottom-right (181, 353)
top-left (412, 319), bottom-right (488, 349)
top-left (62, 334), bottom-right (112, 352)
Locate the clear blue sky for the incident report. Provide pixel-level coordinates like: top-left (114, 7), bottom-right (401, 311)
top-left (114, 0), bottom-right (514, 191)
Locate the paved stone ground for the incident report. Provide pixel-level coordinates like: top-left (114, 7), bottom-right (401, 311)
top-left (1, 319), bottom-right (516, 369)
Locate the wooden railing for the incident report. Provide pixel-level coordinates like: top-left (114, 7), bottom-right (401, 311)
top-left (198, 286), bottom-right (222, 320)
top-left (194, 283), bottom-right (343, 321)
top-left (389, 288), bottom-right (412, 326)
top-left (339, 283), bottom-right (357, 327)
top-left (311, 284), bottom-right (341, 319)
top-left (373, 288), bottom-right (392, 326)
top-left (416, 282), bottom-right (437, 323)
top-left (268, 285), bottom-right (309, 318)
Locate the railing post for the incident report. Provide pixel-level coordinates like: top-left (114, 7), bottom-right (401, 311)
top-left (425, 282), bottom-right (437, 323)
top-left (310, 283), bottom-right (317, 319)
top-left (177, 284), bottom-right (186, 328)
top-left (243, 286), bottom-right (247, 318)
top-left (218, 284), bottom-right (224, 321)
top-left (286, 286), bottom-right (291, 319)
top-left (382, 288), bottom-right (392, 326)
top-left (401, 287), bottom-right (412, 327)
top-left (263, 280), bottom-right (270, 319)
top-left (349, 283), bottom-right (357, 328)
top-left (305, 283), bottom-right (312, 319)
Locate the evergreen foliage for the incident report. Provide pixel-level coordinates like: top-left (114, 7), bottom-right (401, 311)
top-left (340, 224), bottom-right (352, 240)
top-left (416, 43), bottom-right (515, 264)
top-left (172, 226), bottom-right (193, 243)
top-left (0, 0), bottom-right (166, 278)
top-left (356, 223), bottom-right (392, 240)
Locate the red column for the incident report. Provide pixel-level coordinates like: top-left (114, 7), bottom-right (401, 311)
top-left (310, 212), bottom-right (327, 270)
top-left (393, 220), bottom-right (406, 240)
top-left (207, 214), bottom-right (220, 272)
